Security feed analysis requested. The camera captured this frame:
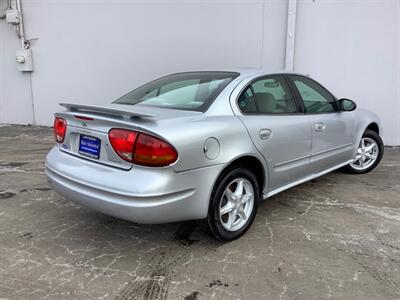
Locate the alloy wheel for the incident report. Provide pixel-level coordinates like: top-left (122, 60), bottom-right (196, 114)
top-left (349, 137), bottom-right (379, 171)
top-left (219, 178), bottom-right (255, 231)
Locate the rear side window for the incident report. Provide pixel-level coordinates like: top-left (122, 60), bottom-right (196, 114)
top-left (289, 75), bottom-right (337, 113)
top-left (238, 75), bottom-right (298, 114)
top-left (114, 72), bottom-right (239, 112)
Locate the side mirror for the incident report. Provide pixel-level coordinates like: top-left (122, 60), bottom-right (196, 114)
top-left (338, 98), bottom-right (357, 112)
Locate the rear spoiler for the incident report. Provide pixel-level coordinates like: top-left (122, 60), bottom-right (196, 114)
top-left (59, 103), bottom-right (157, 119)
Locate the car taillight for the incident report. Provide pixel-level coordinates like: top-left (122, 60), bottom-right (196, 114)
top-left (53, 117), bottom-right (67, 143)
top-left (133, 132), bottom-right (178, 167)
top-left (108, 129), bottom-right (138, 162)
top-left (108, 129), bottom-right (178, 167)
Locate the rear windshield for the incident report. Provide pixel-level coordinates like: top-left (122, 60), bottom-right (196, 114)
top-left (114, 72), bottom-right (239, 111)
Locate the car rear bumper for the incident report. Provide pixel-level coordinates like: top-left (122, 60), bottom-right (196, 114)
top-left (45, 146), bottom-right (224, 224)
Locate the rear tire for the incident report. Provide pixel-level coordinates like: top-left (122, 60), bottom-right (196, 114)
top-left (343, 129), bottom-right (384, 174)
top-left (203, 167), bottom-right (259, 241)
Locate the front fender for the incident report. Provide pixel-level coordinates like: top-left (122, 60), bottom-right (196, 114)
top-left (352, 108), bottom-right (382, 153)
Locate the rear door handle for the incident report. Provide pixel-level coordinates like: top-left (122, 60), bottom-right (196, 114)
top-left (259, 128), bottom-right (272, 140)
top-left (314, 122), bottom-right (326, 132)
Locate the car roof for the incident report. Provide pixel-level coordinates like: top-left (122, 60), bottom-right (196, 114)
top-left (175, 68), bottom-right (310, 78)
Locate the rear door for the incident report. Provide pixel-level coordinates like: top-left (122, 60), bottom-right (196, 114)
top-left (287, 75), bottom-right (355, 173)
top-left (234, 75), bottom-right (312, 191)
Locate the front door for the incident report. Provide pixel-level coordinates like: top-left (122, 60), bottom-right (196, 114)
top-left (235, 75), bottom-right (312, 191)
top-left (288, 75), bottom-right (355, 173)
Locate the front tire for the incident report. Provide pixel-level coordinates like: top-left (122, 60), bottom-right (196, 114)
top-left (204, 167), bottom-right (259, 241)
top-left (343, 129), bottom-right (384, 174)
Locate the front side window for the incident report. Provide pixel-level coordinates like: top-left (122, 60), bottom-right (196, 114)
top-left (289, 75), bottom-right (337, 113)
top-left (238, 76), bottom-right (298, 114)
top-left (115, 72), bottom-right (239, 111)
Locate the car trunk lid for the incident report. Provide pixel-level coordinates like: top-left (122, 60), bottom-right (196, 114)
top-left (55, 102), bottom-right (199, 170)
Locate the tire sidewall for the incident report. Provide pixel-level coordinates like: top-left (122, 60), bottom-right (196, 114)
top-left (208, 167), bottom-right (260, 241)
top-left (348, 130), bottom-right (384, 174)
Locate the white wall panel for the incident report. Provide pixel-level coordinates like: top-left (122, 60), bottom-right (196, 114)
top-left (22, 0), bottom-right (269, 125)
top-left (261, 0), bottom-right (288, 69)
top-left (1, 0), bottom-right (399, 145)
top-left (294, 0), bottom-right (400, 145)
top-left (0, 23), bottom-right (33, 124)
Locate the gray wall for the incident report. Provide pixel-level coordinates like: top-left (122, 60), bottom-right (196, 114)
top-left (294, 0), bottom-right (400, 146)
top-left (0, 0), bottom-right (399, 145)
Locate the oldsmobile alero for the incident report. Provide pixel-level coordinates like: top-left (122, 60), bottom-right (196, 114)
top-left (45, 70), bottom-right (384, 240)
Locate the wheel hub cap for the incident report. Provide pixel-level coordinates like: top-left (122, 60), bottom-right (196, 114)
top-left (349, 137), bottom-right (379, 171)
top-left (219, 178), bottom-right (255, 232)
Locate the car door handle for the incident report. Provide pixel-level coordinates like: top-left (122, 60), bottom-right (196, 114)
top-left (259, 128), bottom-right (272, 140)
top-left (314, 122), bottom-right (326, 132)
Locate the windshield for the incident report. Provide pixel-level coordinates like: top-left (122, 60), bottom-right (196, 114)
top-left (114, 72), bottom-right (239, 111)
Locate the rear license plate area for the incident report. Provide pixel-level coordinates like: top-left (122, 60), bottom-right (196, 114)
top-left (79, 135), bottom-right (101, 159)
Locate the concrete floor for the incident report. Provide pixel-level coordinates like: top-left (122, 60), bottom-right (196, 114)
top-left (0, 125), bottom-right (400, 300)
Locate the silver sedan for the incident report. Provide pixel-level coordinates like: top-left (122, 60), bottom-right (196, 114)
top-left (45, 70), bottom-right (384, 241)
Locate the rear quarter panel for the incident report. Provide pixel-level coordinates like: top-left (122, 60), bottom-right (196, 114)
top-left (137, 115), bottom-right (267, 174)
